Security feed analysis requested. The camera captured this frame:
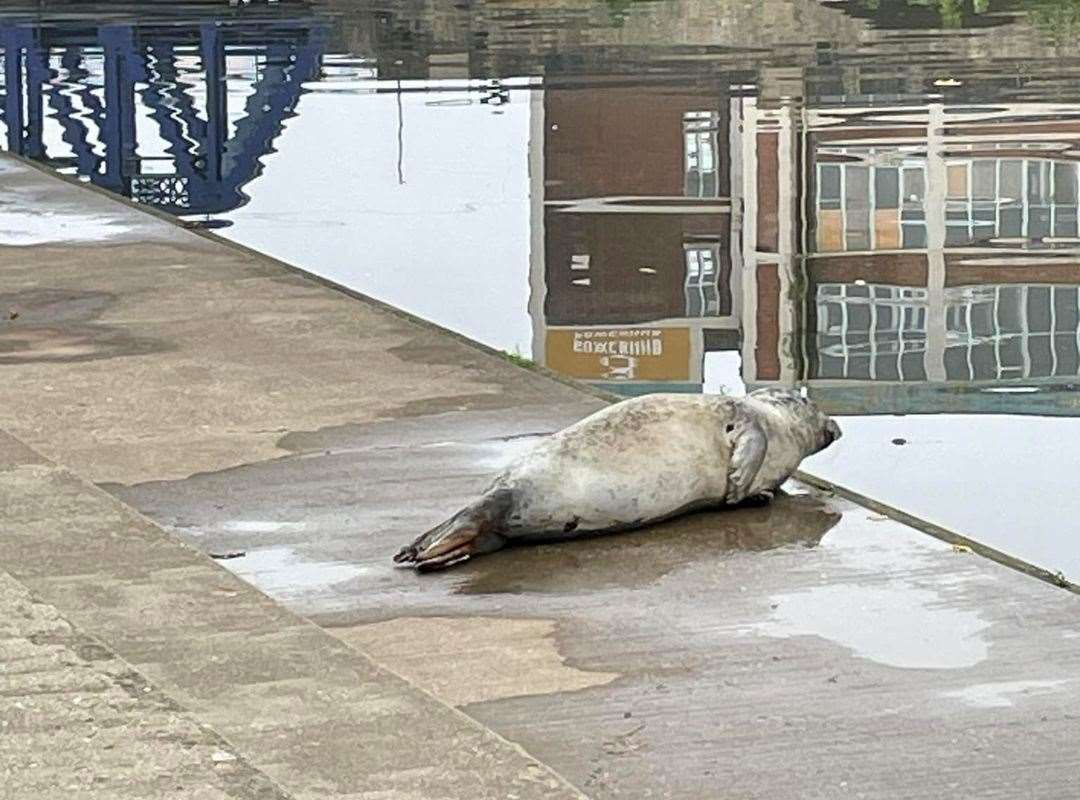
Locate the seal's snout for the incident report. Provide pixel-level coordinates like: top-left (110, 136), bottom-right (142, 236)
top-left (823, 418), bottom-right (842, 446)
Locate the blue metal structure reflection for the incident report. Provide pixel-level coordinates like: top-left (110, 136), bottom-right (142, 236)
top-left (0, 11), bottom-right (329, 216)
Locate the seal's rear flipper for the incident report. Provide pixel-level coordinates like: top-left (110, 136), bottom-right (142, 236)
top-left (393, 489), bottom-right (513, 571)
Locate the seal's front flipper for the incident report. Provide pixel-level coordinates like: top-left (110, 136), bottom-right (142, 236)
top-left (393, 490), bottom-right (513, 572)
top-left (738, 490), bottom-right (775, 508)
top-left (726, 417), bottom-right (767, 505)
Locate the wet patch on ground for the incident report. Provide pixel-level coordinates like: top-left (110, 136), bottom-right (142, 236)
top-left (941, 679), bottom-right (1072, 709)
top-left (0, 161), bottom-right (179, 247)
top-left (0, 199), bottom-right (140, 246)
top-left (455, 492), bottom-right (841, 595)
top-left (748, 581), bottom-right (992, 669)
top-left (0, 289), bottom-right (169, 364)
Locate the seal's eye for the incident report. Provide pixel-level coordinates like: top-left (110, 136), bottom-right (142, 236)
top-left (725, 424), bottom-right (735, 433)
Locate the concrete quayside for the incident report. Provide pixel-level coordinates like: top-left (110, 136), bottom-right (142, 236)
top-left (2, 148), bottom-right (1080, 798)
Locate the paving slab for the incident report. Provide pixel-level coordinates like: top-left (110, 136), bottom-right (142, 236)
top-left (0, 569), bottom-right (292, 800)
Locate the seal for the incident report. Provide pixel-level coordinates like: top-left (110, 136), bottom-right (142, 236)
top-left (393, 388), bottom-right (842, 571)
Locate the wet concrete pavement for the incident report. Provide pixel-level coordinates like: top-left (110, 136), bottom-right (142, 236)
top-left (3, 154), bottom-right (1080, 797)
top-left (115, 407), bottom-right (1080, 799)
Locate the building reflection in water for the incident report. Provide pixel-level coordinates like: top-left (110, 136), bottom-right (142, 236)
top-left (530, 87), bottom-right (1080, 414)
top-left (3, 2), bottom-right (1080, 416)
top-left (763, 104), bottom-right (1080, 415)
top-left (529, 84), bottom-right (739, 395)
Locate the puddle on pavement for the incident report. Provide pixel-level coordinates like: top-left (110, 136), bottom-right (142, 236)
top-left (0, 206), bottom-right (134, 245)
top-left (220, 520), bottom-right (308, 535)
top-left (751, 582), bottom-right (991, 669)
top-left (226, 545), bottom-right (370, 601)
top-left (940, 679), bottom-right (1070, 709)
top-left (734, 504), bottom-right (999, 669)
top-left (3, 1), bottom-right (1080, 578)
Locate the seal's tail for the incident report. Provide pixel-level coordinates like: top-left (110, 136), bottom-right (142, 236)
top-left (393, 489), bottom-right (513, 572)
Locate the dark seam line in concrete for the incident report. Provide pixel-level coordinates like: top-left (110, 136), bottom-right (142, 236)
top-left (6, 155), bottom-right (1070, 599)
top-left (795, 469), bottom-right (1080, 596)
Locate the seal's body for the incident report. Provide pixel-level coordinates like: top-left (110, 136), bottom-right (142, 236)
top-left (394, 389), bottom-right (841, 571)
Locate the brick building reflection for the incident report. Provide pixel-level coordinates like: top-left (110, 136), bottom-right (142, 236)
top-left (531, 86), bottom-right (1080, 413)
top-left (744, 102), bottom-right (1080, 414)
top-left (528, 84), bottom-right (741, 395)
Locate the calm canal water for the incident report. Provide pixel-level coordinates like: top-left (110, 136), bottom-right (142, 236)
top-left (2, 0), bottom-right (1079, 580)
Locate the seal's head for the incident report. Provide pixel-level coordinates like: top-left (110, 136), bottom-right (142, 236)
top-left (750, 388), bottom-right (842, 455)
top-left (817, 414), bottom-right (843, 453)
